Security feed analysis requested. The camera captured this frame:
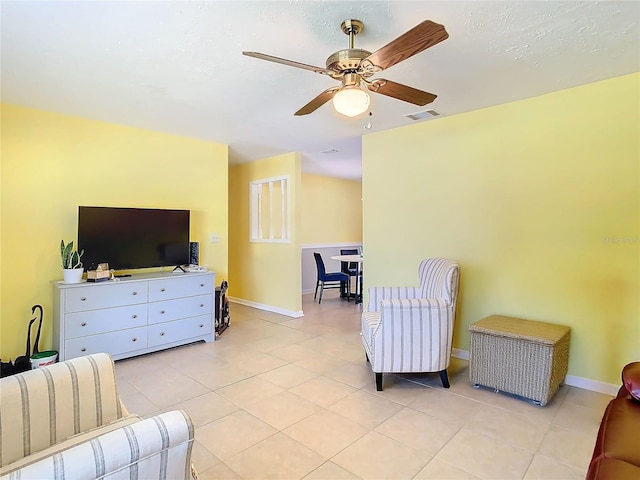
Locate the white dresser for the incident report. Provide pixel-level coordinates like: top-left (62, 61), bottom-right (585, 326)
top-left (52, 271), bottom-right (215, 361)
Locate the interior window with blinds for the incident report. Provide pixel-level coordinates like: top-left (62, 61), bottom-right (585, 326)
top-left (250, 176), bottom-right (290, 242)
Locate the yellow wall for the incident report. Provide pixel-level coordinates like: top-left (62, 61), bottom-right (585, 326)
top-left (363, 73), bottom-right (639, 385)
top-left (0, 104), bottom-right (228, 359)
top-left (300, 173), bottom-right (362, 244)
top-left (228, 152), bottom-right (302, 314)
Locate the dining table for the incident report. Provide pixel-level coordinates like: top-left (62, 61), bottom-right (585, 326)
top-left (330, 254), bottom-right (363, 304)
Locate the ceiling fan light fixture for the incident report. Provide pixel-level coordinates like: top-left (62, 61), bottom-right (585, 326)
top-left (333, 86), bottom-right (370, 117)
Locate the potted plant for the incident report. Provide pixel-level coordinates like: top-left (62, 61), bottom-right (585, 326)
top-left (60, 240), bottom-right (84, 283)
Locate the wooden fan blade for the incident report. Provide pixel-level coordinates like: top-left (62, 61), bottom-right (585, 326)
top-left (243, 51), bottom-right (329, 74)
top-left (363, 20), bottom-right (448, 71)
top-left (294, 87), bottom-right (340, 116)
top-left (366, 79), bottom-right (437, 106)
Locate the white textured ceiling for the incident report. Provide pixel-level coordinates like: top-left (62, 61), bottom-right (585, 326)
top-left (2, 1), bottom-right (639, 180)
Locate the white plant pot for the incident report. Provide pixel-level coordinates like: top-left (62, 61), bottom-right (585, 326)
top-left (63, 268), bottom-right (84, 284)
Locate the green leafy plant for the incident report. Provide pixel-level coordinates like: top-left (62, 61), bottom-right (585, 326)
top-left (60, 240), bottom-right (84, 269)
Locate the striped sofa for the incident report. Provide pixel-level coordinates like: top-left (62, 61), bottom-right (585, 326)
top-left (0, 353), bottom-right (196, 480)
top-left (361, 258), bottom-right (460, 391)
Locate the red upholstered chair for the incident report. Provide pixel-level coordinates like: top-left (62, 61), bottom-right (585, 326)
top-left (587, 362), bottom-right (640, 480)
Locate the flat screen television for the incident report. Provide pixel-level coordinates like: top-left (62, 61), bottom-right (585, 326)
top-left (78, 206), bottom-right (190, 271)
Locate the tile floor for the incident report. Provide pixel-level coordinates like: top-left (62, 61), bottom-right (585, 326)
top-left (114, 292), bottom-right (612, 479)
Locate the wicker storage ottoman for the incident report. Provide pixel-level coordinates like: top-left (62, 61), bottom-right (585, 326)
top-left (469, 315), bottom-right (570, 406)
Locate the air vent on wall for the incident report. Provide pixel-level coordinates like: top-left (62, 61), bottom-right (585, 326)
top-left (404, 109), bottom-right (441, 121)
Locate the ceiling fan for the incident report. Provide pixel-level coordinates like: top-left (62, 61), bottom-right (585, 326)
top-left (243, 19), bottom-right (448, 117)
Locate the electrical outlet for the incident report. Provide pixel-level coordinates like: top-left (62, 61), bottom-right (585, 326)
top-left (209, 234), bottom-right (219, 243)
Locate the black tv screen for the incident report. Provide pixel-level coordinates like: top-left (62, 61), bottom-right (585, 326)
top-left (78, 206), bottom-right (190, 271)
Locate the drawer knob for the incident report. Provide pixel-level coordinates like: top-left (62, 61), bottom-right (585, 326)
top-left (160, 310), bottom-right (165, 314)
top-left (132, 315), bottom-right (137, 319)
top-left (160, 288), bottom-right (166, 292)
top-left (81, 322), bottom-right (87, 327)
top-left (199, 324), bottom-right (204, 328)
top-left (200, 304), bottom-right (204, 308)
top-left (160, 332), bottom-right (165, 336)
top-left (81, 347), bottom-right (87, 352)
top-left (200, 283), bottom-right (204, 287)
top-left (80, 297), bottom-right (87, 301)
top-left (132, 291), bottom-right (138, 296)
top-left (132, 337), bottom-right (138, 342)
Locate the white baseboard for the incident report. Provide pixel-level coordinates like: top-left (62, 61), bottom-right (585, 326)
top-left (228, 296), bottom-right (304, 318)
top-left (452, 348), bottom-right (470, 361)
top-left (563, 375), bottom-right (619, 396)
top-left (302, 242), bottom-right (361, 249)
top-left (451, 348), bottom-right (618, 396)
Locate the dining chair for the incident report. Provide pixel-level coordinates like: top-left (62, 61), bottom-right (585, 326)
top-left (313, 252), bottom-right (350, 304)
top-left (340, 248), bottom-right (362, 301)
top-left (361, 258), bottom-right (460, 391)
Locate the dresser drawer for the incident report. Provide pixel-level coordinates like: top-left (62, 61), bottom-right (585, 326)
top-left (65, 282), bottom-right (148, 312)
top-left (148, 294), bottom-right (212, 324)
top-left (65, 304), bottom-right (148, 339)
top-left (148, 274), bottom-right (214, 301)
top-left (147, 315), bottom-right (212, 347)
top-left (65, 327), bottom-right (147, 359)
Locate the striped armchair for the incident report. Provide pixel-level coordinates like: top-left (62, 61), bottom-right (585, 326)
top-left (0, 353), bottom-right (196, 480)
top-left (361, 258), bottom-right (460, 391)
